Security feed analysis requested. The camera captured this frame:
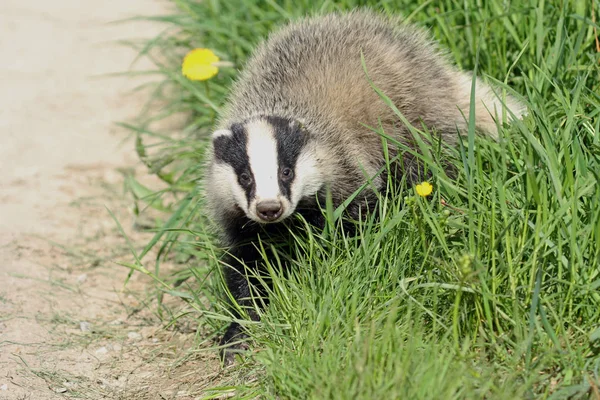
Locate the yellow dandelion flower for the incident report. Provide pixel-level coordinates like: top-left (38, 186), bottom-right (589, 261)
top-left (415, 181), bottom-right (433, 197)
top-left (182, 48), bottom-right (220, 81)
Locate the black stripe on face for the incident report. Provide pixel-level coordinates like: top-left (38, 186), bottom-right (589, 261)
top-left (212, 124), bottom-right (255, 203)
top-left (268, 116), bottom-right (310, 200)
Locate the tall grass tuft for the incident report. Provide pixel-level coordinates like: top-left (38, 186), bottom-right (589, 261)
top-left (123, 0), bottom-right (600, 397)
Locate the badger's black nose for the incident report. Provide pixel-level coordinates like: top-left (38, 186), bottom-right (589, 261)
top-left (256, 200), bottom-right (283, 222)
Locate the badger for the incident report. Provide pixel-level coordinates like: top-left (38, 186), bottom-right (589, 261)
top-left (204, 10), bottom-right (523, 362)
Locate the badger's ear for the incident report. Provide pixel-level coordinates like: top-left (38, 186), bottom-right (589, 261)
top-left (212, 129), bottom-right (232, 140)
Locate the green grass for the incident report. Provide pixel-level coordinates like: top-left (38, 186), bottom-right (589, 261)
top-left (121, 0), bottom-right (600, 398)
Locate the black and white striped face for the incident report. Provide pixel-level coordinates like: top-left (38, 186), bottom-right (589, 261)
top-left (210, 117), bottom-right (323, 223)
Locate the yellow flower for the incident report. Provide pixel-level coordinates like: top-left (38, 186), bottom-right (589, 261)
top-left (415, 181), bottom-right (433, 197)
top-left (182, 48), bottom-right (219, 81)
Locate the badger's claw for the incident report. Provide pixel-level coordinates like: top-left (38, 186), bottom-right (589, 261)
top-left (219, 322), bottom-right (250, 365)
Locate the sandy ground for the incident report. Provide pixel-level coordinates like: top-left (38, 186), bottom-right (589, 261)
top-left (0, 1), bottom-right (220, 398)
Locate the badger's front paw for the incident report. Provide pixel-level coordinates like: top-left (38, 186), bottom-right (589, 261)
top-left (219, 322), bottom-right (249, 365)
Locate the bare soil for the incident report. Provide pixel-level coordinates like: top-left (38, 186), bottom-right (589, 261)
top-left (0, 1), bottom-right (220, 398)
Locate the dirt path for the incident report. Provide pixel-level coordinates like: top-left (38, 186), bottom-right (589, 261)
top-left (0, 1), bottom-right (219, 398)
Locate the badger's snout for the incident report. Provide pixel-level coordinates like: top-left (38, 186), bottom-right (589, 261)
top-left (255, 199), bottom-right (283, 222)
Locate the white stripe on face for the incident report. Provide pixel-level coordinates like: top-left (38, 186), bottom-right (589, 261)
top-left (245, 120), bottom-right (280, 201)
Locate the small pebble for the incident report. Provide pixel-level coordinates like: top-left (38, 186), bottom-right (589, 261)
top-left (54, 387), bottom-right (67, 393)
top-left (79, 321), bottom-right (91, 332)
top-left (0, 384), bottom-right (7, 390)
top-left (77, 274), bottom-right (87, 284)
top-left (95, 347), bottom-right (108, 355)
top-left (127, 331), bottom-right (142, 341)
top-left (111, 343), bottom-right (122, 352)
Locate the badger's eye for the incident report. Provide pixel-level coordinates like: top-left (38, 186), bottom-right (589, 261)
top-left (239, 172), bottom-right (252, 187)
top-left (280, 167), bottom-right (294, 181)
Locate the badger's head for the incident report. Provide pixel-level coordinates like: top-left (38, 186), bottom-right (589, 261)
top-left (209, 116), bottom-right (323, 224)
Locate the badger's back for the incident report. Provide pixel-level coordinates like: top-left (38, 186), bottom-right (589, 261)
top-left (220, 11), bottom-right (520, 185)
top-left (226, 12), bottom-right (450, 144)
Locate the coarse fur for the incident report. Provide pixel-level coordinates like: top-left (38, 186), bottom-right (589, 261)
top-left (203, 10), bottom-right (524, 363)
